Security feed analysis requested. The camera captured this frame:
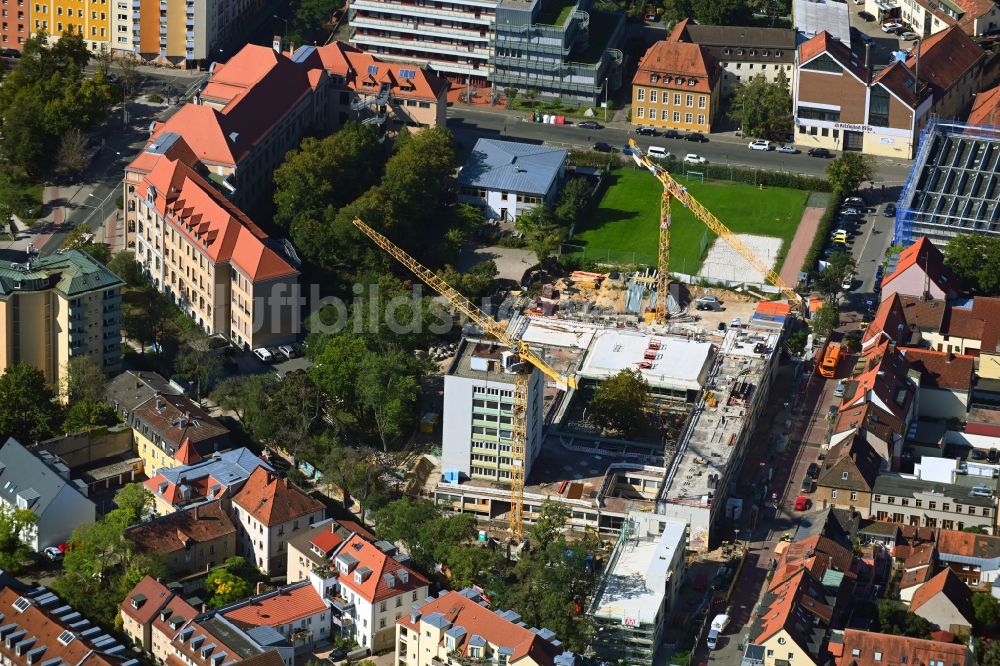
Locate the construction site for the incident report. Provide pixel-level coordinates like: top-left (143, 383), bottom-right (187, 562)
top-left (353, 140), bottom-right (798, 552)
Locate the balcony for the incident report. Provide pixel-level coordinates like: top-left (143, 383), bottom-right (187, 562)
top-left (350, 31), bottom-right (489, 58)
top-left (349, 0), bottom-right (492, 24)
top-left (350, 14), bottom-right (489, 41)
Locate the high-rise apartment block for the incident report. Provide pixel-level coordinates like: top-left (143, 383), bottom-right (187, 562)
top-left (1, 0), bottom-right (29, 50)
top-left (0, 249), bottom-right (123, 391)
top-left (33, 0), bottom-right (109, 51)
top-left (441, 341), bottom-right (544, 485)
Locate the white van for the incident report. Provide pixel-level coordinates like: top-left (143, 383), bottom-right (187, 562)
top-left (706, 613), bottom-right (730, 649)
top-left (646, 146), bottom-right (669, 159)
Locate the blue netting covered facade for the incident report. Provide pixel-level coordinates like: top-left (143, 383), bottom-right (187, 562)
top-left (894, 120), bottom-right (1000, 246)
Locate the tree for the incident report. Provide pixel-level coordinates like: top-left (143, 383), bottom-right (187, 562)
top-left (814, 251), bottom-right (856, 298)
top-left (875, 600), bottom-right (932, 638)
top-left (174, 343), bottom-right (222, 400)
top-left (107, 251), bottom-right (143, 287)
top-left (515, 206), bottom-right (564, 263)
top-left (945, 234), bottom-right (1000, 295)
top-left (811, 302), bottom-right (839, 339)
top-left (0, 363), bottom-right (62, 443)
top-left (437, 261), bottom-right (498, 299)
top-left (827, 153), bottom-right (877, 193)
top-left (787, 329), bottom-right (808, 355)
top-left (505, 86), bottom-right (519, 105)
top-left (729, 72), bottom-right (792, 140)
top-left (974, 592), bottom-right (1000, 631)
top-left (589, 368), bottom-right (651, 437)
top-left (63, 355), bottom-right (107, 404)
top-left (553, 177), bottom-right (592, 227)
top-left (357, 351), bottom-right (420, 451)
top-left (63, 400), bottom-right (118, 432)
top-left (317, 444), bottom-right (385, 524)
top-left (55, 128), bottom-right (91, 176)
top-left (964, 525), bottom-right (990, 534)
top-left (0, 506), bottom-right (38, 574)
top-left (207, 566), bottom-right (253, 607)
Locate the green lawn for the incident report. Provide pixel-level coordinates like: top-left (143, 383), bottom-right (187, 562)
top-left (567, 167), bottom-right (809, 275)
top-left (535, 0), bottom-right (577, 26)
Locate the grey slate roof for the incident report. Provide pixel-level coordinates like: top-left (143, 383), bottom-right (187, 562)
top-left (458, 139), bottom-right (566, 196)
top-left (873, 473), bottom-right (997, 507)
top-left (158, 448), bottom-right (271, 488)
top-left (0, 249), bottom-right (123, 298)
top-left (105, 371), bottom-right (181, 414)
top-left (0, 438), bottom-right (94, 519)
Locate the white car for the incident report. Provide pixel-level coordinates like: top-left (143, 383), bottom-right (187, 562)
top-left (834, 383), bottom-right (846, 397)
top-left (882, 21), bottom-right (902, 32)
top-left (683, 153), bottom-right (707, 164)
top-left (776, 144), bottom-right (799, 154)
top-left (748, 139), bottom-right (771, 151)
top-left (842, 274), bottom-right (854, 290)
top-left (43, 546), bottom-right (63, 562)
top-left (253, 347), bottom-right (274, 363)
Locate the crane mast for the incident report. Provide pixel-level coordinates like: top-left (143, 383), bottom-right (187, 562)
top-left (626, 139), bottom-right (803, 306)
top-left (351, 218), bottom-right (576, 539)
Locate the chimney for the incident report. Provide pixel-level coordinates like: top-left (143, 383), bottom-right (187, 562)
top-left (255, 582), bottom-right (266, 595)
top-left (272, 35), bottom-right (282, 53)
top-left (864, 42), bottom-right (872, 83)
top-left (947, 351), bottom-right (954, 363)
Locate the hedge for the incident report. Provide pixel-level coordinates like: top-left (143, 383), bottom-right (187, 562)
top-left (662, 158), bottom-right (832, 192)
top-left (802, 187), bottom-right (844, 275)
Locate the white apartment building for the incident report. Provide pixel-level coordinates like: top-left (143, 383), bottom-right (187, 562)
top-left (231, 467), bottom-right (326, 575)
top-left (441, 340), bottom-right (545, 485)
top-left (308, 534), bottom-right (431, 653)
top-left (348, 0), bottom-right (495, 82)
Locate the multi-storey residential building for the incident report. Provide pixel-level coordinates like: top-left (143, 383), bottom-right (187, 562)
top-left (871, 472), bottom-right (997, 532)
top-left (457, 139), bottom-right (566, 222)
top-left (33, 0), bottom-right (109, 51)
top-left (396, 588), bottom-right (578, 666)
top-left (441, 340), bottom-right (544, 485)
top-left (793, 27), bottom-right (984, 157)
top-left (589, 521), bottom-right (688, 666)
top-left (0, 584), bottom-right (140, 666)
top-left (0, 437), bottom-right (96, 550)
top-left (349, 0), bottom-right (494, 83)
top-left (490, 0), bottom-right (625, 105)
top-left (311, 533), bottom-right (430, 652)
top-left (0, 249), bottom-right (123, 391)
top-left (132, 155), bottom-right (301, 349)
top-left (124, 499), bottom-right (237, 574)
top-left (120, 576), bottom-right (199, 661)
top-left (828, 629), bottom-right (973, 666)
top-left (814, 436), bottom-right (883, 513)
top-left (231, 467), bottom-right (325, 574)
top-left (631, 37), bottom-right (721, 133)
top-left (143, 447), bottom-right (271, 514)
top-left (669, 19), bottom-right (795, 98)
top-left (1, 0), bottom-right (29, 50)
top-left (887, 0), bottom-right (999, 38)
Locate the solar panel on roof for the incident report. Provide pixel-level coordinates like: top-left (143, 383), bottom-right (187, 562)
top-left (367, 65), bottom-right (378, 76)
top-left (399, 68), bottom-right (415, 79)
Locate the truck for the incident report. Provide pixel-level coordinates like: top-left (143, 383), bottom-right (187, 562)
top-left (706, 613), bottom-right (730, 649)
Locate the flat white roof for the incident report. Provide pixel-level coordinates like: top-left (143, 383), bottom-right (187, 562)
top-left (794, 0), bottom-right (850, 44)
top-left (518, 317), bottom-right (597, 350)
top-left (593, 521), bottom-right (687, 624)
top-left (578, 330), bottom-right (713, 392)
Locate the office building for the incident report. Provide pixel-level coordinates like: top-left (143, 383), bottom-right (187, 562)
top-left (631, 37), bottom-right (721, 133)
top-left (793, 27), bottom-right (983, 157)
top-left (0, 249), bottom-right (123, 391)
top-left (589, 521), bottom-right (688, 666)
top-left (396, 588), bottom-right (577, 666)
top-left (441, 340), bottom-right (544, 485)
top-left (490, 0), bottom-right (625, 105)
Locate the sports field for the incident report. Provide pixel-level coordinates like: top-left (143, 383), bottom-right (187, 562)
top-left (566, 168), bottom-right (810, 275)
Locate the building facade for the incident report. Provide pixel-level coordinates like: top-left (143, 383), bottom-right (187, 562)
top-left (231, 467), bottom-right (326, 574)
top-left (0, 249), bottom-right (122, 392)
top-left (33, 0), bottom-right (109, 52)
top-left (126, 391), bottom-right (231, 476)
top-left (871, 474), bottom-right (997, 532)
top-left (441, 340), bottom-right (545, 485)
top-left (793, 28), bottom-right (983, 158)
top-left (631, 38), bottom-right (720, 133)
top-left (396, 588), bottom-right (577, 666)
top-left (120, 576), bottom-right (199, 660)
top-left (124, 500), bottom-right (237, 574)
top-left (670, 19), bottom-right (795, 98)
top-left (2, 0), bottom-right (28, 50)
top-left (490, 0), bottom-right (625, 105)
top-left (890, 0), bottom-right (1000, 38)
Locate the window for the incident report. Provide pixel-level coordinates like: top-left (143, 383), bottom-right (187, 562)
top-left (673, 112), bottom-right (680, 122)
top-left (868, 86), bottom-right (890, 127)
top-left (685, 113), bottom-right (693, 123)
top-left (944, 503), bottom-right (951, 512)
top-left (802, 54), bottom-right (842, 73)
top-left (902, 498), bottom-right (910, 506)
top-left (637, 88), bottom-right (645, 101)
top-left (674, 93), bottom-right (681, 105)
top-left (832, 490), bottom-right (838, 499)
top-left (842, 471), bottom-right (849, 480)
top-left (636, 107), bottom-right (644, 118)
top-left (686, 94), bottom-right (694, 107)
top-left (874, 495), bottom-right (881, 502)
top-left (698, 115), bottom-right (705, 125)
top-left (650, 90), bottom-right (657, 103)
top-left (850, 491), bottom-right (857, 501)
top-left (888, 496), bottom-right (896, 504)
top-left (698, 95), bottom-right (706, 109)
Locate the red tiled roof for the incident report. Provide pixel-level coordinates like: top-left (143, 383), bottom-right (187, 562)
top-left (122, 576), bottom-right (178, 625)
top-left (972, 296), bottom-right (1000, 353)
top-left (310, 531), bottom-right (342, 555)
top-left (798, 32), bottom-right (867, 81)
top-left (304, 41), bottom-right (448, 102)
top-left (936, 528), bottom-right (1000, 560)
top-left (232, 467), bottom-right (324, 526)
top-left (874, 27), bottom-right (983, 105)
top-left (633, 40), bottom-right (719, 94)
top-left (336, 533), bottom-right (429, 603)
top-left (175, 438), bottom-right (203, 464)
top-left (756, 569), bottom-right (833, 647)
top-left (130, 391), bottom-right (229, 450)
top-left (400, 591), bottom-right (563, 663)
top-left (833, 629), bottom-right (971, 666)
top-left (909, 569), bottom-right (975, 622)
top-left (125, 500), bottom-right (236, 558)
top-left (140, 158), bottom-right (298, 282)
top-left (223, 583), bottom-right (327, 627)
top-left (881, 236), bottom-right (956, 295)
top-left (900, 348), bottom-right (974, 391)
top-left (969, 84), bottom-right (1000, 126)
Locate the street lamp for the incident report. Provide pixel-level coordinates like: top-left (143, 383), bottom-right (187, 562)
top-left (273, 15), bottom-right (288, 39)
top-left (603, 77), bottom-right (609, 123)
top-left (88, 193), bottom-right (107, 226)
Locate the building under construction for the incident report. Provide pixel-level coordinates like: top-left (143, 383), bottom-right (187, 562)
top-left (428, 312), bottom-right (782, 551)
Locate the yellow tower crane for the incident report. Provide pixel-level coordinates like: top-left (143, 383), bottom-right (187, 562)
top-left (626, 138), bottom-right (803, 307)
top-left (352, 218), bottom-right (578, 539)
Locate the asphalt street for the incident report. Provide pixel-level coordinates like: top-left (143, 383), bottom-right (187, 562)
top-left (447, 107), bottom-right (916, 184)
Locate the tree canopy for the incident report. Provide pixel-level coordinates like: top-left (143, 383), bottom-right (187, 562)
top-left (827, 153), bottom-right (877, 193)
top-left (0, 363), bottom-right (61, 443)
top-left (811, 302), bottom-right (839, 338)
top-left (589, 368), bottom-right (651, 437)
top-left (945, 233), bottom-right (1000, 295)
top-left (730, 71), bottom-right (793, 141)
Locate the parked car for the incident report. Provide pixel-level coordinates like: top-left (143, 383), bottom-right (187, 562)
top-left (841, 207), bottom-right (862, 216)
top-left (776, 144), bottom-right (799, 154)
top-left (794, 496), bottom-right (811, 511)
top-left (577, 120), bottom-right (603, 130)
top-left (807, 462), bottom-right (820, 478)
top-left (663, 129), bottom-right (682, 139)
top-left (844, 196), bottom-right (865, 207)
top-left (859, 10), bottom-right (876, 20)
top-left (278, 344), bottom-right (299, 360)
top-left (808, 147), bottom-right (832, 158)
top-left (685, 132), bottom-right (708, 142)
top-left (593, 142), bottom-right (616, 153)
top-left (883, 202), bottom-right (897, 217)
top-left (0, 48), bottom-right (20, 58)
top-left (684, 153), bottom-right (707, 164)
top-left (646, 146), bottom-right (670, 159)
top-left (253, 347), bottom-right (275, 363)
top-left (899, 30), bottom-right (919, 40)
top-left (748, 139), bottom-right (771, 151)
top-left (706, 614), bottom-right (730, 650)
top-left (801, 476), bottom-right (814, 493)
top-left (636, 126), bottom-right (658, 136)
top-left (842, 274), bottom-right (854, 290)
top-left (695, 295), bottom-right (721, 311)
top-left (645, 12), bottom-right (659, 21)
top-left (882, 21), bottom-right (902, 32)
top-left (833, 382), bottom-right (846, 398)
top-left (43, 546), bottom-right (63, 562)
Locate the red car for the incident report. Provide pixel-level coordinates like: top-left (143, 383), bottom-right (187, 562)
top-left (794, 496), bottom-right (811, 511)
